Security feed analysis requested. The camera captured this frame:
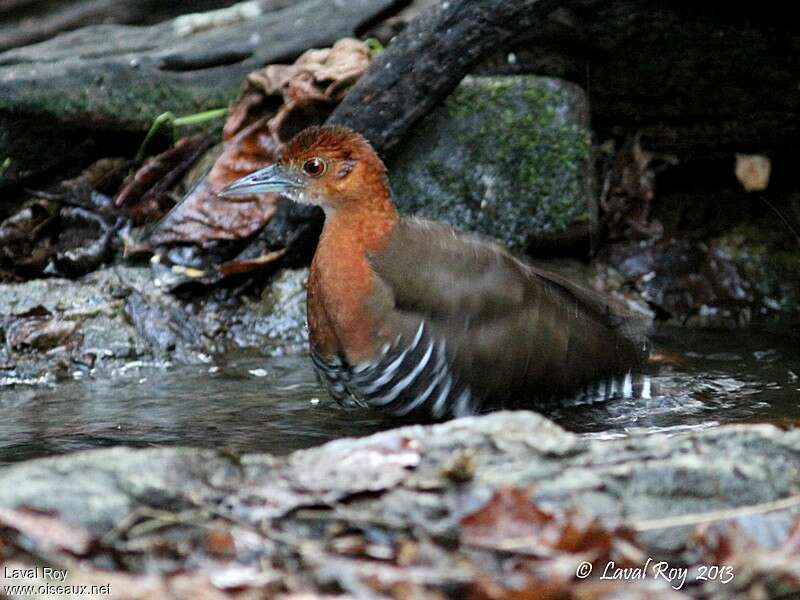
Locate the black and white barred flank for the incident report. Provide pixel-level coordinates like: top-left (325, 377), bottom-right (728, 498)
top-left (310, 321), bottom-right (476, 418)
top-left (310, 322), bottom-right (654, 418)
top-left (569, 371), bottom-right (653, 404)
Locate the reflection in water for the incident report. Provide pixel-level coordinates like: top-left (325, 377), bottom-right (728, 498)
top-left (1, 327), bottom-right (798, 466)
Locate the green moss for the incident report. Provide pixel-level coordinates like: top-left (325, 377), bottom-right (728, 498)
top-left (389, 75), bottom-right (592, 249)
top-left (446, 77), bottom-right (589, 234)
top-left (717, 225), bottom-right (800, 315)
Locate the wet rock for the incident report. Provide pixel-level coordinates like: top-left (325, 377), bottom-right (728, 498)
top-left (79, 314), bottom-right (145, 361)
top-left (1, 412), bottom-right (800, 597)
top-left (387, 75), bottom-right (591, 251)
top-left (0, 267), bottom-right (157, 378)
top-left (226, 267), bottom-right (309, 355)
top-left (124, 291), bottom-right (184, 354)
top-left (0, 0), bottom-right (399, 186)
top-left (603, 238), bottom-right (755, 324)
top-left (0, 264), bottom-right (310, 380)
top-left (715, 226), bottom-right (800, 320)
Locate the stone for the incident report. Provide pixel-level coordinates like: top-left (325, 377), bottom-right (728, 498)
top-left (227, 267), bottom-right (309, 355)
top-left (715, 225), bottom-right (800, 320)
top-left (387, 75), bottom-right (592, 251)
top-left (1, 412), bottom-right (800, 596)
top-left (0, 265), bottom-right (311, 381)
top-left (0, 0), bottom-right (398, 186)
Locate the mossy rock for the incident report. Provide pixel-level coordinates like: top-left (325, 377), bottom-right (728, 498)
top-left (387, 75), bottom-right (592, 251)
top-left (0, 0), bottom-right (394, 186)
top-left (716, 225), bottom-right (800, 318)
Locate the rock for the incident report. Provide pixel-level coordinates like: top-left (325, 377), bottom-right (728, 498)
top-left (0, 0), bottom-right (252, 52)
top-left (0, 267), bottom-right (170, 378)
top-left (475, 2), bottom-right (800, 164)
top-left (715, 226), bottom-right (800, 321)
top-left (601, 229), bottom-right (800, 325)
top-left (227, 267), bottom-right (309, 355)
top-left (387, 75), bottom-right (591, 251)
top-left (1, 412), bottom-right (800, 597)
top-left (0, 264), bottom-right (310, 381)
top-left (0, 0), bottom-right (399, 186)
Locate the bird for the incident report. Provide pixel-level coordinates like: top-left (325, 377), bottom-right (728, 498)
top-left (220, 125), bottom-right (650, 418)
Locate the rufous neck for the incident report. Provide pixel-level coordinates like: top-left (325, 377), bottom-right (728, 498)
top-left (309, 194), bottom-right (399, 363)
top-left (320, 194), bottom-right (399, 252)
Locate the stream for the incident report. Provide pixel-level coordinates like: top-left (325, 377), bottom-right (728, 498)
top-left (1, 326), bottom-right (798, 467)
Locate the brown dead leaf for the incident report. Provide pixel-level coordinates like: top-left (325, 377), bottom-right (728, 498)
top-left (461, 486), bottom-right (638, 557)
top-left (735, 153), bottom-right (770, 192)
top-left (204, 529), bottom-right (237, 558)
top-left (60, 157), bottom-right (131, 199)
top-left (143, 38), bottom-right (371, 256)
top-left (144, 115), bottom-right (281, 249)
top-left (217, 248), bottom-right (287, 278)
top-left (5, 306), bottom-right (81, 352)
top-left (248, 38), bottom-right (370, 100)
top-left (0, 507), bottom-right (92, 555)
top-left (461, 487), bottom-right (556, 553)
top-left (116, 133), bottom-right (212, 225)
top-left (599, 135), bottom-right (674, 241)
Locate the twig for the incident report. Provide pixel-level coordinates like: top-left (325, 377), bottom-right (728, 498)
top-left (631, 494), bottom-right (800, 532)
top-left (759, 195), bottom-right (800, 246)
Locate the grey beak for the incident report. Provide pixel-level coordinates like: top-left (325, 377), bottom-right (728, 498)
top-left (218, 164), bottom-right (300, 198)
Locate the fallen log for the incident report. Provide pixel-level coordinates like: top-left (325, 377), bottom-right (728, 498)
top-left (329, 0), bottom-right (571, 155)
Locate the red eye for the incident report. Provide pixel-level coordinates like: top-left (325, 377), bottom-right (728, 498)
top-left (303, 157), bottom-right (327, 177)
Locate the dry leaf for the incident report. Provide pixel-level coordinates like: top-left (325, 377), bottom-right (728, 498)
top-left (144, 38), bottom-right (372, 252)
top-left (115, 134), bottom-right (212, 225)
top-left (0, 507), bottom-right (92, 555)
top-left (734, 153), bottom-right (770, 191)
top-left (5, 306), bottom-right (81, 352)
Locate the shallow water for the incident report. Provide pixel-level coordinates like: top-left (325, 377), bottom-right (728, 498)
top-left (549, 327), bottom-right (800, 438)
top-left (1, 327), bottom-right (798, 466)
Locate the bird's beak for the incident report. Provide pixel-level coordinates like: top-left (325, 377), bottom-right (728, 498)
top-left (218, 164), bottom-right (301, 198)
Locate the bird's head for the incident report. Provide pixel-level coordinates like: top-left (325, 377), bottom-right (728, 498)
top-left (219, 126), bottom-right (392, 215)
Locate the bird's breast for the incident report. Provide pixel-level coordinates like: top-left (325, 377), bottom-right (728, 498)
top-left (307, 230), bottom-right (382, 364)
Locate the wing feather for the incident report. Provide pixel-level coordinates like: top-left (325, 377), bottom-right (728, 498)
top-left (368, 218), bottom-right (649, 404)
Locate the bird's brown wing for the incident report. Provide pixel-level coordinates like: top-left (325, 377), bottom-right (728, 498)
top-left (368, 218), bottom-right (650, 405)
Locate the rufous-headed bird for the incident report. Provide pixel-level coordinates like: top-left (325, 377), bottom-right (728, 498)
top-left (221, 126), bottom-right (649, 418)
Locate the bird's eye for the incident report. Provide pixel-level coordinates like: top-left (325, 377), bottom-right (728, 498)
top-left (302, 157), bottom-right (327, 177)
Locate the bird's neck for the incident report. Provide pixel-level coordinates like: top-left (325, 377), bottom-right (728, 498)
top-left (307, 194), bottom-right (399, 363)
